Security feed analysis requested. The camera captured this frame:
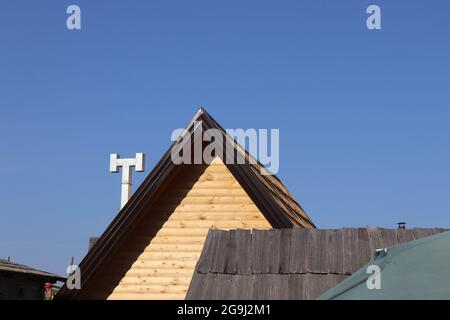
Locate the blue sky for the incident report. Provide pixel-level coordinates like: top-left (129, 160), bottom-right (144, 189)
top-left (0, 1), bottom-right (449, 275)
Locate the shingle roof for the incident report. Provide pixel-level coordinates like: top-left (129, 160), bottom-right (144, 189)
top-left (206, 110), bottom-right (314, 228)
top-left (186, 227), bottom-right (448, 300)
top-left (0, 259), bottom-right (65, 282)
top-left (194, 109), bottom-right (314, 229)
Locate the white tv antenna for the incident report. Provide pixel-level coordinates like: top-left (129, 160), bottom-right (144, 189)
top-left (110, 153), bottom-right (145, 209)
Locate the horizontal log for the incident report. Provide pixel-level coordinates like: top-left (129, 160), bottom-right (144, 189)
top-left (96, 276), bottom-right (191, 286)
top-left (132, 215), bottom-right (266, 229)
top-left (152, 204), bottom-right (261, 213)
top-left (130, 226), bottom-right (269, 238)
top-left (142, 228), bottom-right (210, 237)
top-left (173, 181), bottom-right (241, 189)
top-left (116, 276), bottom-right (192, 286)
top-left (159, 220), bottom-right (270, 229)
top-left (202, 165), bottom-right (230, 173)
top-left (194, 173), bottom-right (235, 182)
top-left (171, 214), bottom-right (264, 222)
top-left (115, 251), bottom-right (201, 261)
top-left (158, 196), bottom-right (254, 205)
top-left (165, 188), bottom-right (248, 197)
top-left (127, 260), bottom-right (197, 269)
top-left (107, 293), bottom-right (185, 300)
top-left (130, 236), bottom-right (205, 245)
top-left (168, 212), bottom-right (264, 220)
top-left (134, 214), bottom-right (266, 228)
top-left (126, 243), bottom-right (204, 252)
top-left (103, 268), bottom-right (194, 277)
top-left (111, 284), bottom-right (188, 294)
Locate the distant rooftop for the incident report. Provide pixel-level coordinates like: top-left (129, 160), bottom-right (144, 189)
top-left (0, 259), bottom-right (65, 282)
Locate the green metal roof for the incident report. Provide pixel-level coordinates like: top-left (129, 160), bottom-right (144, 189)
top-left (319, 230), bottom-right (450, 300)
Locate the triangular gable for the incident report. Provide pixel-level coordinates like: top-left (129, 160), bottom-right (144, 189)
top-left (57, 108), bottom-right (314, 299)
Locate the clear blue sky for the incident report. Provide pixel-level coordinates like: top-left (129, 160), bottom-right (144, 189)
top-left (1, 1), bottom-right (449, 275)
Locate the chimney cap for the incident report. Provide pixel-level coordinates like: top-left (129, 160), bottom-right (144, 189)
top-left (397, 222), bottom-right (406, 229)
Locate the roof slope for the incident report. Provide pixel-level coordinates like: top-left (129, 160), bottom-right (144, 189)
top-left (0, 259), bottom-right (65, 282)
top-left (200, 108), bottom-right (314, 228)
top-left (57, 108), bottom-right (313, 299)
top-left (186, 227), bottom-right (448, 300)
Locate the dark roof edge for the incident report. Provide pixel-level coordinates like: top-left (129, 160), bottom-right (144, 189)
top-left (0, 260), bottom-right (65, 282)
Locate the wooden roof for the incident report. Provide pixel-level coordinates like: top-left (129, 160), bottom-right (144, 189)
top-left (186, 227), bottom-right (448, 299)
top-left (199, 108), bottom-right (314, 228)
top-left (0, 259), bottom-right (65, 282)
top-left (57, 108), bottom-right (313, 299)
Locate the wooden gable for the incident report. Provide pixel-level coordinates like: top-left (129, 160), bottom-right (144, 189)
top-left (78, 158), bottom-right (271, 299)
top-left (57, 108), bottom-right (314, 300)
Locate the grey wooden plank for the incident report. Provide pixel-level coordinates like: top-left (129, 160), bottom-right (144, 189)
top-left (273, 274), bottom-right (290, 300)
top-left (342, 228), bottom-right (363, 273)
top-left (259, 230), bottom-right (272, 273)
top-left (403, 229), bottom-right (416, 242)
top-left (217, 274), bottom-right (233, 300)
top-left (355, 228), bottom-right (372, 272)
top-left (379, 228), bottom-right (398, 248)
top-left (287, 274), bottom-right (306, 299)
top-left (235, 229), bottom-right (252, 274)
top-left (340, 228), bottom-right (358, 273)
top-left (227, 274), bottom-right (240, 300)
top-left (196, 229), bottom-right (216, 273)
top-left (423, 228), bottom-right (439, 237)
top-left (279, 229), bottom-right (293, 273)
top-left (307, 229), bottom-right (327, 273)
top-left (396, 228), bottom-right (408, 244)
top-left (185, 272), bottom-right (201, 299)
top-left (325, 229), bottom-right (343, 274)
top-left (289, 228), bottom-right (309, 273)
top-left (224, 229), bottom-right (238, 274)
top-left (248, 275), bottom-right (258, 300)
top-left (199, 273), bottom-right (214, 299)
top-left (367, 227), bottom-right (386, 254)
top-left (268, 229), bottom-right (282, 273)
top-left (306, 229), bottom-right (319, 273)
top-left (304, 273), bottom-right (322, 300)
top-left (259, 229), bottom-right (281, 273)
top-left (268, 274), bottom-right (280, 300)
top-left (210, 229), bottom-right (230, 273)
top-left (253, 274), bottom-right (270, 300)
top-left (250, 229), bottom-right (266, 273)
top-left (265, 274), bottom-right (278, 300)
top-left (204, 230), bottom-right (220, 273)
top-left (198, 273), bottom-right (217, 300)
top-left (413, 228), bottom-right (434, 240)
top-left (209, 273), bottom-right (222, 300)
top-left (198, 273), bottom-right (212, 300)
top-left (232, 275), bottom-right (254, 300)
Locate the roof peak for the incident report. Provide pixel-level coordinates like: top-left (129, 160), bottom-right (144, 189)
top-left (195, 106), bottom-right (207, 118)
top-left (197, 106), bottom-right (205, 113)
